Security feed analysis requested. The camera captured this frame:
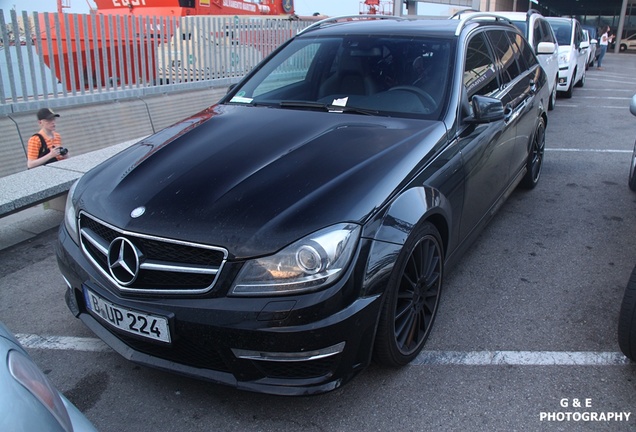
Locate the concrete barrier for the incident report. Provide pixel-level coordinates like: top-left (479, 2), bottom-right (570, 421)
top-left (0, 86), bottom-right (229, 179)
top-left (0, 84), bottom-right (230, 218)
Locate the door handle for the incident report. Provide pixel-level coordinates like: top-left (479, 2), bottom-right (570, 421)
top-left (504, 104), bottom-right (513, 121)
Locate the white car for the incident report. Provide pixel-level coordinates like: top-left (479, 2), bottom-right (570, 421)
top-left (546, 17), bottom-right (589, 98)
top-left (582, 29), bottom-right (597, 69)
top-left (619, 33), bottom-right (636, 51)
top-left (495, 10), bottom-right (559, 110)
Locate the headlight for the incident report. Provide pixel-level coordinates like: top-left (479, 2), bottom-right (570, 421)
top-left (63, 180), bottom-right (80, 245)
top-left (230, 223), bottom-right (361, 296)
top-left (8, 349), bottom-right (74, 432)
top-left (558, 52), bottom-right (570, 67)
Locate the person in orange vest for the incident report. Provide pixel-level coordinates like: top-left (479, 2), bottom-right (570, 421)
top-left (26, 108), bottom-right (69, 169)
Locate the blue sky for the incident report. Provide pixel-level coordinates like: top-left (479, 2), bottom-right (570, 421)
top-left (1, 0), bottom-right (451, 16)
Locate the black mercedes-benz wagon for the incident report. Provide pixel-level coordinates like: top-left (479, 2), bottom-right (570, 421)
top-left (57, 13), bottom-right (549, 395)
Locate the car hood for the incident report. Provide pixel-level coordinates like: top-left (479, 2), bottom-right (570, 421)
top-left (76, 104), bottom-right (446, 258)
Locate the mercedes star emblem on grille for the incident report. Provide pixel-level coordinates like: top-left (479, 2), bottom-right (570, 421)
top-left (108, 237), bottom-right (141, 286)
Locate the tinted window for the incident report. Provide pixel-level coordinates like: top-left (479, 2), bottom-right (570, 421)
top-left (488, 30), bottom-right (523, 85)
top-left (463, 32), bottom-right (499, 98)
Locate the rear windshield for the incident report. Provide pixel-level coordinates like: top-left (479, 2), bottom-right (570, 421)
top-left (510, 21), bottom-right (527, 37)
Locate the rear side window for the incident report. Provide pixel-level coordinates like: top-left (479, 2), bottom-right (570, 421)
top-left (487, 30), bottom-right (523, 85)
top-left (463, 32), bottom-right (499, 98)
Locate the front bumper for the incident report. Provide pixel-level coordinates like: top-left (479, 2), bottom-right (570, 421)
top-left (56, 225), bottom-right (383, 396)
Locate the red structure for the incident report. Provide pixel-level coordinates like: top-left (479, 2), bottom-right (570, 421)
top-left (38, 0), bottom-right (296, 91)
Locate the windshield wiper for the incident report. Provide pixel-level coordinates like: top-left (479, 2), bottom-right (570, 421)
top-left (279, 100), bottom-right (378, 116)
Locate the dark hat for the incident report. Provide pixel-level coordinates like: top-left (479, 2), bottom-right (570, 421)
top-left (37, 108), bottom-right (60, 120)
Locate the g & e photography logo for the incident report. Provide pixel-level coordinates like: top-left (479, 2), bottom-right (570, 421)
top-left (540, 398), bottom-right (632, 423)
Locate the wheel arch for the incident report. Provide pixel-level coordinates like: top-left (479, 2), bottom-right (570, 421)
top-left (360, 185), bottom-right (453, 298)
top-left (363, 185), bottom-right (452, 251)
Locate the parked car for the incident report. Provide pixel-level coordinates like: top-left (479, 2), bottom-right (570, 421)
top-left (494, 10), bottom-right (559, 110)
top-left (582, 29), bottom-right (597, 69)
top-left (0, 321), bottom-right (97, 432)
top-left (57, 13), bottom-right (549, 395)
top-left (546, 17), bottom-right (589, 98)
top-left (582, 24), bottom-right (600, 64)
top-left (619, 33), bottom-right (636, 52)
top-left (619, 95), bottom-right (636, 361)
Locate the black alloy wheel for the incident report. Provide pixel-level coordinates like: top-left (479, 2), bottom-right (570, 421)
top-left (374, 222), bottom-right (443, 366)
top-left (618, 265), bottom-right (636, 361)
top-left (520, 117), bottom-right (546, 189)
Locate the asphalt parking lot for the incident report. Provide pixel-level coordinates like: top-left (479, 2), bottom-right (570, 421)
top-left (1, 52), bottom-right (636, 431)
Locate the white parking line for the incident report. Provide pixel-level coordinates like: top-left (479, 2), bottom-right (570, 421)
top-left (546, 148), bottom-right (631, 153)
top-left (555, 104), bottom-right (626, 109)
top-left (413, 350), bottom-right (631, 366)
top-left (16, 334), bottom-right (110, 352)
top-left (15, 334), bottom-right (631, 366)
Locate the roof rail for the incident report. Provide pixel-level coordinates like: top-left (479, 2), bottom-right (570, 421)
top-left (451, 12), bottom-right (515, 36)
top-left (298, 14), bottom-right (405, 35)
top-left (449, 8), bottom-right (480, 20)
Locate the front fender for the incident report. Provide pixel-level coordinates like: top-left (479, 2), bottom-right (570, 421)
top-left (360, 186), bottom-right (455, 297)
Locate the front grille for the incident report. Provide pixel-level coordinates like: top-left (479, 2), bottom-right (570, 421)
top-left (79, 212), bottom-right (228, 295)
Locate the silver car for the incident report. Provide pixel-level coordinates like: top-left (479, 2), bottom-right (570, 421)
top-left (0, 321), bottom-right (97, 432)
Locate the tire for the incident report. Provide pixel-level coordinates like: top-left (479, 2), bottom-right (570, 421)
top-left (563, 73), bottom-right (574, 98)
top-left (519, 117), bottom-right (546, 189)
top-left (374, 222), bottom-right (443, 366)
top-left (628, 143), bottom-right (636, 191)
top-left (618, 265), bottom-right (636, 361)
top-left (575, 68), bottom-right (585, 87)
top-left (620, 44), bottom-right (627, 52)
top-left (548, 78), bottom-right (557, 111)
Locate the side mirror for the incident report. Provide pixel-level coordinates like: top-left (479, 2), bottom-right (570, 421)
top-left (580, 40), bottom-right (590, 49)
top-left (466, 95), bottom-right (505, 123)
top-left (630, 94), bottom-right (636, 117)
top-left (537, 41), bottom-right (556, 55)
top-left (227, 83), bottom-right (237, 94)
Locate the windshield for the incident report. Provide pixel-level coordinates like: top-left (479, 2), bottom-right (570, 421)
top-left (547, 20), bottom-right (572, 46)
top-left (225, 35), bottom-right (454, 120)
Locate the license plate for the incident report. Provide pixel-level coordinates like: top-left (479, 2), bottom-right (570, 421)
top-left (84, 288), bottom-right (171, 344)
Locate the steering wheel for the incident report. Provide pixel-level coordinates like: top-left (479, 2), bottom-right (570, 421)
top-left (388, 86), bottom-right (437, 112)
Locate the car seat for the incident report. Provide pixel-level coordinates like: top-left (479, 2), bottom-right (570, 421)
top-left (319, 50), bottom-right (379, 98)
